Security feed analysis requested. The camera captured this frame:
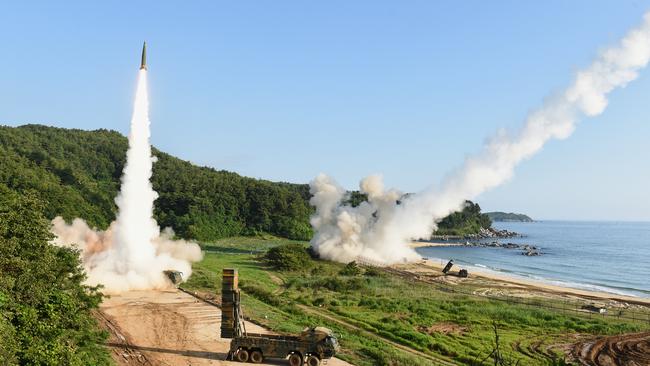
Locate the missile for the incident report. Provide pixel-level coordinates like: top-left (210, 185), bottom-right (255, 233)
top-left (140, 42), bottom-right (147, 70)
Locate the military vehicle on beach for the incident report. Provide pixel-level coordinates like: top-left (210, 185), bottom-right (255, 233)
top-left (221, 269), bottom-right (339, 365)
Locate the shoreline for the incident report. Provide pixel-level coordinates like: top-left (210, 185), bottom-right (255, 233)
top-left (410, 241), bottom-right (464, 249)
top-left (404, 257), bottom-right (650, 306)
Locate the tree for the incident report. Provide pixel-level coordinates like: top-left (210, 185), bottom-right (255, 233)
top-left (0, 185), bottom-right (111, 365)
top-left (435, 200), bottom-right (492, 236)
top-left (0, 124), bottom-right (313, 242)
top-left (264, 244), bottom-right (312, 271)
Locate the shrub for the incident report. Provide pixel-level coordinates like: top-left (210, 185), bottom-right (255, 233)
top-left (339, 261), bottom-right (362, 276)
top-left (364, 267), bottom-right (382, 277)
top-left (264, 244), bottom-right (312, 271)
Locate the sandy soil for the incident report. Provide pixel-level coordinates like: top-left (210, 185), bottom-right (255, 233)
top-left (397, 259), bottom-right (650, 307)
top-left (99, 290), bottom-right (353, 366)
top-left (409, 241), bottom-right (463, 248)
top-left (392, 260), bottom-right (650, 363)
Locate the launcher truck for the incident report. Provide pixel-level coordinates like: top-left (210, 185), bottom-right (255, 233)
top-left (221, 269), bottom-right (339, 366)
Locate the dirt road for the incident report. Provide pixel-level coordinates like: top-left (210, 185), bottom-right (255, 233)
top-left (99, 290), bottom-right (352, 366)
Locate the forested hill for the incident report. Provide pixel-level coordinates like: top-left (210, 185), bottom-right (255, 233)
top-left (0, 124), bottom-right (312, 241)
top-left (486, 211), bottom-right (534, 222)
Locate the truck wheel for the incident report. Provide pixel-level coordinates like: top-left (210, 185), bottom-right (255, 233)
top-left (306, 355), bottom-right (321, 366)
top-left (250, 350), bottom-right (263, 363)
top-left (236, 349), bottom-right (249, 362)
top-left (288, 353), bottom-right (302, 366)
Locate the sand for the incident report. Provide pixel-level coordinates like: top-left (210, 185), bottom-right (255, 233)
top-left (399, 259), bottom-right (650, 307)
top-left (99, 290), bottom-right (353, 366)
top-left (409, 241), bottom-right (463, 249)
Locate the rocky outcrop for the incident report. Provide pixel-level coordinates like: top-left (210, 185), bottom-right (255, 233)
top-left (478, 227), bottom-right (521, 238)
top-left (461, 241), bottom-right (542, 256)
top-left (521, 246), bottom-right (541, 256)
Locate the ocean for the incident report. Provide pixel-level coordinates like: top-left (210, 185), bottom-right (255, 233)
top-left (415, 221), bottom-right (650, 298)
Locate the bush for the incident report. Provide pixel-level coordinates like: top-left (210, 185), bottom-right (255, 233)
top-left (364, 267), bottom-right (382, 277)
top-left (339, 261), bottom-right (362, 276)
top-left (264, 244), bottom-right (312, 271)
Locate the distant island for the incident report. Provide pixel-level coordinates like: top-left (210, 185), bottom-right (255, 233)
top-left (486, 211), bottom-right (533, 222)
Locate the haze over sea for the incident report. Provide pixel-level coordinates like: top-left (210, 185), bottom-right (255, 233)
top-left (416, 221), bottom-right (650, 298)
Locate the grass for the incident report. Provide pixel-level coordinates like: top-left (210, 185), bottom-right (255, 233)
top-left (184, 237), bottom-right (646, 366)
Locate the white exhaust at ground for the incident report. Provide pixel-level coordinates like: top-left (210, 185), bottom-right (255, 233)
top-left (310, 12), bottom-right (650, 265)
top-left (52, 65), bottom-right (202, 293)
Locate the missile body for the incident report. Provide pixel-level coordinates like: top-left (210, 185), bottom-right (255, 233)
top-left (140, 42), bottom-right (147, 70)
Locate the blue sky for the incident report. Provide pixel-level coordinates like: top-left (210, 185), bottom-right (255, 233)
top-left (1, 1), bottom-right (649, 221)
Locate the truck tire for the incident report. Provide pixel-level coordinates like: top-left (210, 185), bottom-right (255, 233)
top-left (250, 350), bottom-right (263, 363)
top-left (236, 349), bottom-right (249, 362)
top-left (306, 355), bottom-right (321, 366)
top-left (288, 353), bottom-right (302, 366)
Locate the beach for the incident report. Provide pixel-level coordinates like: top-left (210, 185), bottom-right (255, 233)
top-left (395, 256), bottom-right (650, 308)
top-left (414, 221), bottom-right (650, 299)
top-left (409, 241), bottom-right (463, 249)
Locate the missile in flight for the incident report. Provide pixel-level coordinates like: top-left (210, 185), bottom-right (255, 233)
top-left (140, 42), bottom-right (147, 70)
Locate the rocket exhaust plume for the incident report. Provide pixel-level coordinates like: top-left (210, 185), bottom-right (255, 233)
top-left (51, 44), bottom-right (202, 293)
top-left (310, 12), bottom-right (650, 265)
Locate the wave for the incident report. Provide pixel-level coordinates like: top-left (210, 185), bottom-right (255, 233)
top-left (421, 252), bottom-right (649, 298)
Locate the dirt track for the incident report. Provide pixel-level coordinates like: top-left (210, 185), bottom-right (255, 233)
top-left (572, 332), bottom-right (650, 366)
top-left (99, 290), bottom-right (352, 366)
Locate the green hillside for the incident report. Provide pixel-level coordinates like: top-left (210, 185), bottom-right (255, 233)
top-left (434, 200), bottom-right (492, 236)
top-left (0, 124), bottom-right (495, 243)
top-left (0, 124), bottom-right (312, 241)
top-left (486, 211), bottom-right (534, 222)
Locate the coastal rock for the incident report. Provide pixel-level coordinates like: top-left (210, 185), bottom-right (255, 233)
top-left (521, 247), bottom-right (541, 256)
top-left (462, 240), bottom-right (543, 256)
top-left (471, 227), bottom-right (522, 239)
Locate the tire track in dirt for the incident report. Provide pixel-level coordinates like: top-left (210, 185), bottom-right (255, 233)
top-left (573, 331), bottom-right (650, 366)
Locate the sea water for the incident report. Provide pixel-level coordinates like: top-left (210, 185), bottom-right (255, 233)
top-left (416, 221), bottom-right (650, 298)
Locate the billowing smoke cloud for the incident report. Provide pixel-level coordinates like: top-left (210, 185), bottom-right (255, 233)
top-left (51, 69), bottom-right (202, 293)
top-left (310, 12), bottom-right (650, 265)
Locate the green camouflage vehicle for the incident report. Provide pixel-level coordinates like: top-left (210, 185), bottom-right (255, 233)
top-left (221, 268), bottom-right (339, 365)
top-left (228, 327), bottom-right (339, 365)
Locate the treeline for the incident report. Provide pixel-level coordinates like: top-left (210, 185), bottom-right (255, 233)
top-left (0, 185), bottom-right (110, 365)
top-left (486, 211), bottom-right (533, 222)
top-left (435, 200), bottom-right (492, 236)
top-left (0, 124), bottom-right (491, 242)
top-left (0, 124), bottom-right (312, 241)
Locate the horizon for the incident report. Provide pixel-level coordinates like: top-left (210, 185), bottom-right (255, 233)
top-left (1, 1), bottom-right (649, 221)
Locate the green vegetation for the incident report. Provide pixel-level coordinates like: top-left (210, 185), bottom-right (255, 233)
top-left (0, 185), bottom-right (110, 365)
top-left (486, 212), bottom-right (534, 222)
top-left (185, 237), bottom-right (644, 366)
top-left (264, 243), bottom-right (312, 271)
top-left (0, 125), bottom-right (643, 365)
top-left (1, 124), bottom-right (498, 246)
top-left (0, 124), bottom-right (312, 241)
top-left (435, 200), bottom-right (492, 236)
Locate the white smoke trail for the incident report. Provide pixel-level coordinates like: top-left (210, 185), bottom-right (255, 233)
top-left (52, 69), bottom-right (202, 293)
top-left (310, 12), bottom-right (650, 265)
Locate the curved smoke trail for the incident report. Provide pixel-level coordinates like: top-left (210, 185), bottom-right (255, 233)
top-left (310, 12), bottom-right (650, 264)
top-left (52, 69), bottom-right (202, 293)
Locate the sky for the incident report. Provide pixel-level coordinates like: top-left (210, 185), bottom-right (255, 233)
top-left (0, 1), bottom-right (649, 221)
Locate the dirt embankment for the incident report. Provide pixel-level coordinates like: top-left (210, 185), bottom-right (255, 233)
top-left (572, 332), bottom-right (650, 366)
top-left (99, 290), bottom-right (352, 366)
